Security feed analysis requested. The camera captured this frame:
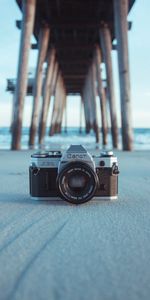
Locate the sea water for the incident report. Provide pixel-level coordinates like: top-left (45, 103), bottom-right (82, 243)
top-left (0, 127), bottom-right (150, 150)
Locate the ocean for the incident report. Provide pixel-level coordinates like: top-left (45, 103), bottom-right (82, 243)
top-left (0, 127), bottom-right (150, 150)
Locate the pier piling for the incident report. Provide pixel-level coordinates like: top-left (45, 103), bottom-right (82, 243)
top-left (114, 0), bottom-right (133, 150)
top-left (29, 25), bottom-right (50, 147)
top-left (38, 48), bottom-right (56, 145)
top-left (48, 61), bottom-right (59, 135)
top-left (100, 23), bottom-right (118, 148)
top-left (11, 0), bottom-right (36, 150)
top-left (90, 62), bottom-right (100, 143)
top-left (82, 83), bottom-right (91, 134)
top-left (7, 0), bottom-right (136, 150)
top-left (94, 45), bottom-right (108, 146)
top-left (56, 87), bottom-right (66, 134)
top-left (49, 73), bottom-right (63, 136)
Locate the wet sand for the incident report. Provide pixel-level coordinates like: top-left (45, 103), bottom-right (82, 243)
top-left (0, 150), bottom-right (150, 300)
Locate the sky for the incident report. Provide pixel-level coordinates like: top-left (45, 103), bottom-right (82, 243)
top-left (0, 0), bottom-right (150, 128)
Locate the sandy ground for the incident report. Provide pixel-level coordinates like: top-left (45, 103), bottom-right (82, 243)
top-left (0, 150), bottom-right (150, 300)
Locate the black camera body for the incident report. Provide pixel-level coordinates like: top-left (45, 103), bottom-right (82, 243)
top-left (29, 145), bottom-right (119, 204)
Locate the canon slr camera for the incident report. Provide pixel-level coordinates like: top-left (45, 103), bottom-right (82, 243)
top-left (29, 145), bottom-right (119, 204)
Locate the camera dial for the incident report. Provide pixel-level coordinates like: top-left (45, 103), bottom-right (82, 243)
top-left (101, 151), bottom-right (114, 157)
top-left (31, 152), bottom-right (49, 158)
top-left (48, 151), bottom-right (62, 158)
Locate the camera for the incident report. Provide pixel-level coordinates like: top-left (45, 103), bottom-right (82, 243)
top-left (29, 145), bottom-right (119, 204)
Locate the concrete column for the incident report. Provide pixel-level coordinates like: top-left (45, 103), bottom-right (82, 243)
top-left (100, 23), bottom-right (118, 148)
top-left (38, 48), bottom-right (55, 145)
top-left (94, 45), bottom-right (108, 145)
top-left (11, 0), bottom-right (36, 150)
top-left (114, 0), bottom-right (133, 150)
top-left (29, 25), bottom-right (50, 147)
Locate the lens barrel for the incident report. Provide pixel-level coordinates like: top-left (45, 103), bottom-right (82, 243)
top-left (57, 162), bottom-right (98, 204)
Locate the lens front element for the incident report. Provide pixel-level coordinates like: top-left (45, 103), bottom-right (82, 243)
top-left (68, 172), bottom-right (87, 192)
top-left (57, 162), bottom-right (98, 204)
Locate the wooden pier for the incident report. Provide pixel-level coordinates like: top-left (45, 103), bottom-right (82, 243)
top-left (7, 0), bottom-right (136, 150)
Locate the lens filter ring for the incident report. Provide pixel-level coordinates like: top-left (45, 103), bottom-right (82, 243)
top-left (57, 162), bottom-right (98, 204)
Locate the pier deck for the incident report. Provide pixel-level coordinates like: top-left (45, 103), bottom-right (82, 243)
top-left (0, 150), bottom-right (150, 300)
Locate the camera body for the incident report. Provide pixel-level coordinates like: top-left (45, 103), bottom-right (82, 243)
top-left (29, 145), bottom-right (119, 204)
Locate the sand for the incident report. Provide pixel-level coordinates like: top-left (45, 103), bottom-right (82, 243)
top-left (0, 150), bottom-right (150, 300)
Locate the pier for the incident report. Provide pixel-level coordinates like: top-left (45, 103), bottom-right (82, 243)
top-left (2, 2), bottom-right (150, 300)
top-left (6, 0), bottom-right (135, 150)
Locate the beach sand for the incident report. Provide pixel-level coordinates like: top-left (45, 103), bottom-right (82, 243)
top-left (0, 150), bottom-right (150, 300)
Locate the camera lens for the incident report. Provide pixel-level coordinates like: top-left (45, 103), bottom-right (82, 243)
top-left (57, 162), bottom-right (98, 204)
top-left (68, 172), bottom-right (87, 192)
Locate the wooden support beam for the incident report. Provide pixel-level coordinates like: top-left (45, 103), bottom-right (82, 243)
top-left (64, 83), bottom-right (85, 88)
top-left (60, 68), bottom-right (88, 74)
top-left (114, 0), bottom-right (133, 150)
top-left (38, 48), bottom-right (56, 145)
top-left (49, 73), bottom-right (62, 136)
top-left (82, 92), bottom-right (90, 134)
top-left (87, 69), bottom-right (94, 130)
top-left (82, 78), bottom-right (92, 133)
top-left (50, 61), bottom-right (59, 95)
top-left (79, 98), bottom-right (83, 133)
top-left (56, 54), bottom-right (92, 61)
top-left (10, 94), bottom-right (15, 133)
top-left (59, 61), bottom-right (90, 66)
top-left (16, 19), bottom-right (132, 34)
top-left (82, 64), bottom-right (99, 140)
top-left (90, 63), bottom-right (100, 143)
top-left (58, 55), bottom-right (93, 62)
top-left (55, 89), bottom-right (67, 134)
top-left (29, 25), bottom-right (50, 147)
top-left (55, 44), bottom-right (95, 50)
top-left (65, 83), bottom-right (84, 87)
top-left (61, 62), bottom-right (88, 66)
top-left (65, 86), bottom-right (84, 90)
top-left (11, 0), bottom-right (36, 150)
top-left (51, 22), bottom-right (105, 29)
top-left (56, 81), bottom-right (66, 134)
top-left (40, 59), bottom-right (58, 139)
top-left (16, 21), bottom-right (101, 30)
top-left (94, 45), bottom-right (108, 146)
top-left (100, 23), bottom-right (118, 148)
top-left (63, 75), bottom-right (86, 79)
top-left (47, 64), bottom-right (59, 136)
top-left (61, 70), bottom-right (88, 75)
top-left (53, 21), bottom-right (132, 30)
top-left (64, 100), bottom-right (67, 133)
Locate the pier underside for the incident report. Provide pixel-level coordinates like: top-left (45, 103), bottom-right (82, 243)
top-left (8, 0), bottom-right (136, 150)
